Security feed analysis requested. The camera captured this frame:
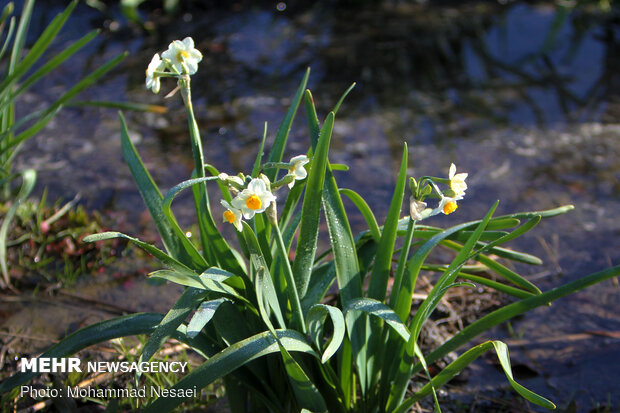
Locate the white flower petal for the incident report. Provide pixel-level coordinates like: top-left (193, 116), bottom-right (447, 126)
top-left (409, 197), bottom-right (427, 221)
top-left (449, 163), bottom-right (457, 179)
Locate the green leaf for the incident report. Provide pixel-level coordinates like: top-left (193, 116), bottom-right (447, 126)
top-left (301, 262), bottom-right (336, 313)
top-left (368, 143), bottom-right (408, 302)
top-left (252, 122), bottom-right (268, 177)
top-left (493, 341), bottom-right (556, 408)
top-left (307, 304), bottom-right (346, 363)
top-left (318, 122), bottom-right (366, 395)
top-left (118, 113), bottom-right (206, 270)
top-left (277, 343), bottom-right (328, 412)
top-left (187, 298), bottom-right (229, 338)
top-left (416, 265), bottom-right (620, 374)
top-left (147, 269), bottom-right (246, 304)
top-left (0, 14), bottom-right (15, 62)
top-left (0, 1), bottom-right (76, 93)
top-left (442, 239), bottom-right (541, 294)
top-left (242, 223), bottom-right (287, 330)
top-left (251, 254), bottom-right (286, 330)
top-left (138, 288), bottom-right (205, 376)
top-left (389, 202), bottom-right (499, 411)
top-left (83, 231), bottom-right (197, 276)
top-left (68, 100), bottom-right (167, 113)
top-left (304, 89), bottom-right (321, 149)
top-left (265, 68), bottom-right (310, 181)
top-left (143, 330), bottom-right (318, 412)
top-left (410, 201), bottom-right (498, 341)
top-left (345, 298), bottom-right (409, 342)
top-left (340, 188), bottom-right (381, 242)
top-left (433, 270), bottom-right (535, 299)
top-left (332, 83), bottom-right (356, 114)
top-left (8, 30), bottom-right (99, 105)
top-left (395, 341), bottom-right (556, 412)
top-left (293, 112), bottom-right (334, 298)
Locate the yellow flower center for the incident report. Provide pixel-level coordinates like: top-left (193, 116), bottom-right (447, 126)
top-left (177, 50), bottom-right (190, 61)
top-left (443, 201), bottom-right (458, 215)
top-left (224, 210), bottom-right (236, 224)
top-left (246, 195), bottom-right (262, 210)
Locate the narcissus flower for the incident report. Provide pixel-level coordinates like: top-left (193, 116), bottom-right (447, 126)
top-left (433, 194), bottom-right (464, 216)
top-left (232, 178), bottom-right (276, 219)
top-left (287, 155), bottom-right (309, 188)
top-left (409, 197), bottom-right (427, 221)
top-left (221, 200), bottom-right (243, 232)
top-left (448, 163), bottom-right (468, 196)
top-left (145, 53), bottom-right (165, 94)
top-left (161, 37), bottom-right (203, 75)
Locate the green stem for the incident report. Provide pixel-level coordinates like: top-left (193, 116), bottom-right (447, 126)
top-left (389, 217), bottom-right (416, 308)
top-left (272, 218), bottom-right (305, 333)
top-left (179, 76), bottom-right (205, 179)
top-left (179, 76), bottom-right (216, 264)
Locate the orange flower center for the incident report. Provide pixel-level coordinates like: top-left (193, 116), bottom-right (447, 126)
top-left (224, 210), bottom-right (236, 224)
top-left (443, 201), bottom-right (458, 215)
top-left (246, 195), bottom-right (262, 210)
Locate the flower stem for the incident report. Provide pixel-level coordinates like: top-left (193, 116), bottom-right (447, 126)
top-left (179, 76), bottom-right (205, 178)
top-left (272, 219), bottom-right (305, 333)
top-left (389, 217), bottom-right (416, 308)
top-left (179, 76), bottom-right (216, 264)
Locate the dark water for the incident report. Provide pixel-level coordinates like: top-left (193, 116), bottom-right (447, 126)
top-left (8, 1), bottom-right (620, 410)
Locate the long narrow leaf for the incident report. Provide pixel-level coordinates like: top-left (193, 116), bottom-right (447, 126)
top-left (118, 113), bottom-right (206, 270)
top-left (368, 143), bottom-right (408, 301)
top-left (307, 304), bottom-right (346, 363)
top-left (138, 288), bottom-right (205, 375)
top-left (340, 188), bottom-right (381, 241)
top-left (187, 298), bottom-right (229, 338)
top-left (8, 30), bottom-right (99, 106)
top-left (278, 343), bottom-right (328, 412)
top-left (292, 112), bottom-right (334, 297)
top-left (415, 265), bottom-right (620, 374)
top-left (83, 231), bottom-right (197, 276)
top-left (442, 239), bottom-right (541, 294)
top-left (396, 341), bottom-right (555, 412)
top-left (243, 224), bottom-right (287, 329)
top-left (143, 330), bottom-right (318, 412)
top-left (265, 68), bottom-right (310, 181)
